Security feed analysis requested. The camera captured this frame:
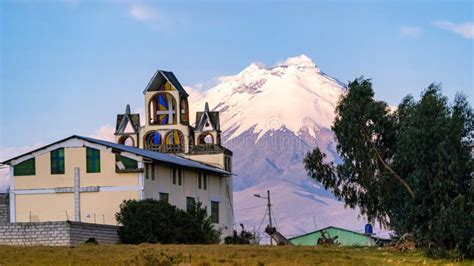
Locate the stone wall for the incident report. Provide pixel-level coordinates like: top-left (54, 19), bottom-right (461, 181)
top-left (0, 193), bottom-right (9, 224)
top-left (0, 221), bottom-right (120, 246)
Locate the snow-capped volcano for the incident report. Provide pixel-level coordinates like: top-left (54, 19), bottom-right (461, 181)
top-left (192, 54), bottom-right (345, 142)
top-left (189, 55), bottom-right (389, 241)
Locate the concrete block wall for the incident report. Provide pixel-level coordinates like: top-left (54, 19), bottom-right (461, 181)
top-left (0, 221), bottom-right (120, 246)
top-left (0, 193), bottom-right (9, 224)
top-left (68, 221), bottom-right (120, 246)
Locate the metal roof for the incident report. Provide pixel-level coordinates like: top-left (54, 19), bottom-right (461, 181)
top-left (288, 226), bottom-right (390, 241)
top-left (143, 70), bottom-right (189, 97)
top-left (1, 135), bottom-right (230, 175)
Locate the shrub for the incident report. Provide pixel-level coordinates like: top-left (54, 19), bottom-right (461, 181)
top-left (115, 199), bottom-right (220, 244)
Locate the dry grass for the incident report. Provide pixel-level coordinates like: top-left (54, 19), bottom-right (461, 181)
top-left (0, 244), bottom-right (471, 265)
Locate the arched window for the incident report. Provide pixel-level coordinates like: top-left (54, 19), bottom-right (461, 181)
top-left (164, 130), bottom-right (185, 153)
top-left (119, 136), bottom-right (135, 146)
top-left (198, 133), bottom-right (214, 145)
top-left (180, 97), bottom-right (189, 124)
top-left (144, 131), bottom-right (162, 151)
top-left (149, 92), bottom-right (177, 125)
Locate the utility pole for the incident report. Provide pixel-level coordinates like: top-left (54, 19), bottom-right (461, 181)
top-left (254, 189), bottom-right (273, 246)
top-left (267, 190), bottom-right (273, 246)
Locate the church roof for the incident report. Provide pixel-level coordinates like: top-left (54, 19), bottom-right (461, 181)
top-left (143, 70), bottom-right (189, 97)
top-left (1, 136), bottom-right (230, 175)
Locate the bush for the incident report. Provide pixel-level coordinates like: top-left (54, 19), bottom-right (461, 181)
top-left (115, 199), bottom-right (220, 244)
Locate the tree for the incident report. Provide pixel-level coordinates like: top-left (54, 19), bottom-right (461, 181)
top-left (304, 78), bottom-right (473, 258)
top-left (115, 199), bottom-right (220, 244)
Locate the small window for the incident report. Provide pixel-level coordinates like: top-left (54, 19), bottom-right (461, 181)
top-left (211, 201), bottom-right (219, 223)
top-left (51, 148), bottom-right (65, 174)
top-left (86, 147), bottom-right (100, 173)
top-left (147, 165), bottom-right (155, 180)
top-left (198, 173), bottom-right (207, 190)
top-left (115, 155), bottom-right (139, 172)
top-left (173, 168), bottom-right (182, 186)
top-left (172, 168), bottom-right (176, 184)
top-left (186, 197), bottom-right (195, 212)
top-left (13, 158), bottom-right (36, 176)
top-left (159, 193), bottom-right (169, 203)
top-left (198, 173), bottom-right (202, 189)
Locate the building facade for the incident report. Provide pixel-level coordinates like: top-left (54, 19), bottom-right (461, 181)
top-left (1, 70), bottom-right (234, 237)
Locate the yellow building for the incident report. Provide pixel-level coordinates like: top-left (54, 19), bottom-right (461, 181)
top-left (1, 70), bottom-right (234, 237)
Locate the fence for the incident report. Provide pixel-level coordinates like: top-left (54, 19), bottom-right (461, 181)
top-left (0, 221), bottom-right (120, 246)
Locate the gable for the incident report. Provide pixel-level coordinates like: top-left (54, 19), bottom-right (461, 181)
top-left (143, 70), bottom-right (188, 97)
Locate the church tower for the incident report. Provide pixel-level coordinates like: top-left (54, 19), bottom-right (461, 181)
top-left (115, 70), bottom-right (232, 171)
top-left (140, 70), bottom-right (192, 153)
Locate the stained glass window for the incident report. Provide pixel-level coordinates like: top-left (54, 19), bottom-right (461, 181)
top-left (149, 92), bottom-right (176, 125)
top-left (145, 132), bottom-right (162, 151)
top-left (14, 158), bottom-right (35, 176)
top-left (51, 148), bottom-right (65, 175)
top-left (164, 130), bottom-right (184, 153)
top-left (86, 147), bottom-right (100, 173)
top-left (115, 154), bottom-right (138, 172)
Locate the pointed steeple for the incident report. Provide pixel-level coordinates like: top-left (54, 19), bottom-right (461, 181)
top-left (205, 102), bottom-right (209, 112)
top-left (125, 104), bottom-right (131, 114)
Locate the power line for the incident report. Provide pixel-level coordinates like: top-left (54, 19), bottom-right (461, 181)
top-left (256, 208), bottom-right (268, 233)
top-left (234, 204), bottom-right (266, 212)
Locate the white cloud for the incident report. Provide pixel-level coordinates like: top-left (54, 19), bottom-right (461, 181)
top-left (400, 26), bottom-right (422, 38)
top-left (89, 125), bottom-right (115, 142)
top-left (130, 4), bottom-right (158, 22)
top-left (433, 21), bottom-right (474, 39)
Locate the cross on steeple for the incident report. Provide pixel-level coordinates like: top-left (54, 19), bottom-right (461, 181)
top-left (156, 96), bottom-right (176, 124)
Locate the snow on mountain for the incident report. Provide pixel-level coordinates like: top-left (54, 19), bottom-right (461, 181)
top-left (191, 54), bottom-right (345, 142)
top-left (189, 55), bottom-right (391, 241)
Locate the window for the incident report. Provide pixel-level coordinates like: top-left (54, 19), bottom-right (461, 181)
top-left (173, 168), bottom-right (182, 186)
top-left (144, 132), bottom-right (162, 151)
top-left (86, 147), bottom-right (100, 173)
top-left (159, 193), bottom-right (169, 203)
top-left (13, 158), bottom-right (35, 176)
top-left (50, 148), bottom-right (65, 174)
top-left (180, 97), bottom-right (189, 124)
top-left (149, 91), bottom-right (177, 125)
top-left (186, 197), bottom-right (195, 212)
top-left (164, 130), bottom-right (185, 153)
top-left (198, 173), bottom-right (202, 189)
top-left (211, 201), bottom-right (219, 223)
top-left (198, 173), bottom-right (207, 190)
top-left (115, 155), bottom-right (138, 172)
top-left (145, 164), bottom-right (155, 180)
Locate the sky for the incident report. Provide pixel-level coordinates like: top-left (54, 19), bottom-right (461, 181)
top-left (1, 0), bottom-right (473, 153)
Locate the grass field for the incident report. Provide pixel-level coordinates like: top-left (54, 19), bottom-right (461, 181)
top-left (0, 244), bottom-right (471, 265)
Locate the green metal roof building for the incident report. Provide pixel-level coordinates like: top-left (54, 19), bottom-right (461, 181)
top-left (289, 226), bottom-right (389, 247)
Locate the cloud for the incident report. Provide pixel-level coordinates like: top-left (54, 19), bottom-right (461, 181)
top-left (130, 4), bottom-right (158, 22)
top-left (400, 26), bottom-right (422, 38)
top-left (89, 125), bottom-right (115, 142)
top-left (433, 21), bottom-right (474, 39)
